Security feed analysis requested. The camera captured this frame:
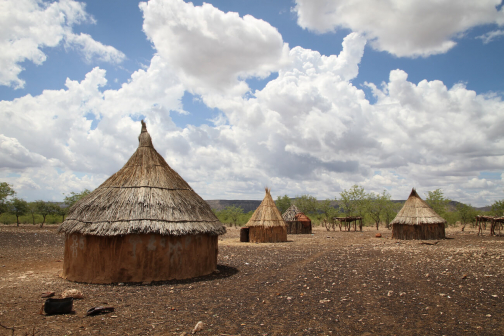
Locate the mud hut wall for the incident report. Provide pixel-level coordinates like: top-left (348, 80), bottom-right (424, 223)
top-left (249, 226), bottom-right (287, 243)
top-left (61, 233), bottom-right (218, 284)
top-left (391, 224), bottom-right (446, 240)
top-left (286, 221), bottom-right (312, 234)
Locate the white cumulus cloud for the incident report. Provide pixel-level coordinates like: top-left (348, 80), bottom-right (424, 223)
top-left (0, 135), bottom-right (48, 169)
top-left (0, 53), bottom-right (185, 198)
top-left (293, 0), bottom-right (504, 57)
top-left (0, 0), bottom-right (125, 89)
top-left (65, 32), bottom-right (125, 64)
top-left (140, 0), bottom-right (290, 95)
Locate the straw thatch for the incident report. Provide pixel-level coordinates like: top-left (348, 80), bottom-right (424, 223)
top-left (246, 188), bottom-right (287, 228)
top-left (58, 120), bottom-right (225, 237)
top-left (282, 205), bottom-right (312, 234)
top-left (282, 205), bottom-right (302, 222)
top-left (390, 188), bottom-right (446, 240)
top-left (245, 188), bottom-right (287, 243)
top-left (391, 189), bottom-right (446, 225)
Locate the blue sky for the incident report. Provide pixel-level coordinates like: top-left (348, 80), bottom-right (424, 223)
top-left (1, 0), bottom-right (503, 206)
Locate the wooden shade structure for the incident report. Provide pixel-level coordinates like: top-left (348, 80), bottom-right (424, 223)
top-left (243, 188), bottom-right (287, 243)
top-left (282, 205), bottom-right (312, 234)
top-left (58, 121), bottom-right (226, 283)
top-left (390, 188), bottom-right (446, 240)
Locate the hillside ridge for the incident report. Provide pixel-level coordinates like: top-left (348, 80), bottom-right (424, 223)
top-left (205, 199), bottom-right (490, 212)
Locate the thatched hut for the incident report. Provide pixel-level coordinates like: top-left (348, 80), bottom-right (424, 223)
top-left (58, 121), bottom-right (226, 284)
top-left (242, 188), bottom-right (287, 243)
top-left (390, 188), bottom-right (446, 240)
top-left (282, 205), bottom-right (312, 234)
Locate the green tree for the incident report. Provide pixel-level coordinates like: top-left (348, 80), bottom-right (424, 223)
top-left (35, 201), bottom-right (59, 227)
top-left (63, 189), bottom-right (91, 209)
top-left (425, 189), bottom-right (450, 218)
top-left (294, 194), bottom-right (318, 215)
top-left (490, 200), bottom-right (504, 217)
top-left (0, 182), bottom-right (16, 215)
top-left (55, 205), bottom-right (67, 222)
top-left (27, 202), bottom-right (38, 225)
top-left (318, 199), bottom-right (338, 220)
top-left (383, 201), bottom-right (401, 229)
top-left (222, 205), bottom-right (244, 227)
top-left (339, 185), bottom-right (367, 217)
top-left (275, 195), bottom-right (291, 213)
top-left (367, 190), bottom-right (392, 230)
top-left (456, 203), bottom-right (478, 224)
top-left (8, 197), bottom-right (29, 226)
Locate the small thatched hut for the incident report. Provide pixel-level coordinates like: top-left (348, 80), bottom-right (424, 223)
top-left (390, 188), bottom-right (446, 240)
top-left (242, 188), bottom-right (287, 243)
top-left (282, 205), bottom-right (312, 234)
top-left (58, 121), bottom-right (226, 284)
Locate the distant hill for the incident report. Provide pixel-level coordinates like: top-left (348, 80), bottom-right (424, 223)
top-left (447, 200), bottom-right (490, 212)
top-left (207, 199), bottom-right (394, 213)
top-left (205, 199), bottom-right (492, 213)
top-left (206, 200), bottom-right (262, 213)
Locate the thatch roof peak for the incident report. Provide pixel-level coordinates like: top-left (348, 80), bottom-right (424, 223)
top-left (409, 188), bottom-right (419, 198)
top-left (282, 204), bottom-right (302, 222)
top-left (58, 121), bottom-right (226, 237)
top-left (390, 188), bottom-right (446, 226)
top-left (139, 120), bottom-right (153, 148)
top-left (246, 188), bottom-right (286, 228)
top-left (282, 204), bottom-right (312, 222)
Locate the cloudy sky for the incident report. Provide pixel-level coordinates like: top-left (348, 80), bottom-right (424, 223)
top-left (1, 0), bottom-right (503, 206)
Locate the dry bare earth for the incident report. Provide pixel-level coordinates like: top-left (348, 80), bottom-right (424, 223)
top-left (0, 225), bottom-right (503, 336)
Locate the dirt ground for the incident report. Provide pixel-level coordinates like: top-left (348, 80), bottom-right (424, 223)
top-left (0, 224), bottom-right (503, 336)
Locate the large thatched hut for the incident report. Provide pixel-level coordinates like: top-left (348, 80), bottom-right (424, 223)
top-left (390, 188), bottom-right (446, 240)
top-left (58, 121), bottom-right (226, 284)
top-left (282, 205), bottom-right (312, 234)
top-left (242, 188), bottom-right (287, 243)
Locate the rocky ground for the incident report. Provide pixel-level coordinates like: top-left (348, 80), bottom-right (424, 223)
top-left (0, 224), bottom-right (503, 335)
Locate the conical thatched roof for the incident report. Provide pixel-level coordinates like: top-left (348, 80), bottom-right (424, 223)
top-left (390, 188), bottom-right (446, 226)
top-left (282, 204), bottom-right (303, 222)
top-left (246, 188), bottom-right (287, 228)
top-left (58, 121), bottom-right (226, 236)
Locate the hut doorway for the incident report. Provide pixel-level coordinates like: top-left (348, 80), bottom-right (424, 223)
top-left (240, 227), bottom-right (250, 242)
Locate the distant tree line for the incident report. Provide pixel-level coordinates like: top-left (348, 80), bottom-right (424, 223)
top-left (209, 187), bottom-right (504, 229)
top-left (274, 185), bottom-right (499, 229)
top-left (1, 180), bottom-right (503, 229)
top-left (0, 182), bottom-right (90, 226)
top-left (213, 205), bottom-right (254, 227)
top-left (274, 186), bottom-right (398, 229)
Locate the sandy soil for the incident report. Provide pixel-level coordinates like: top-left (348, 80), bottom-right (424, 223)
top-left (0, 224), bottom-right (503, 335)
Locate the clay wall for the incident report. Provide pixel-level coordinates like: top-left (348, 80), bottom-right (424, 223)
top-left (61, 233), bottom-right (218, 283)
top-left (391, 224), bottom-right (446, 240)
top-left (248, 226), bottom-right (287, 243)
top-left (285, 221), bottom-right (312, 234)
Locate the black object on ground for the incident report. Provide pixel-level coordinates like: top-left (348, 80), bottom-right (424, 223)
top-left (44, 298), bottom-right (73, 315)
top-left (86, 306), bottom-right (115, 316)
